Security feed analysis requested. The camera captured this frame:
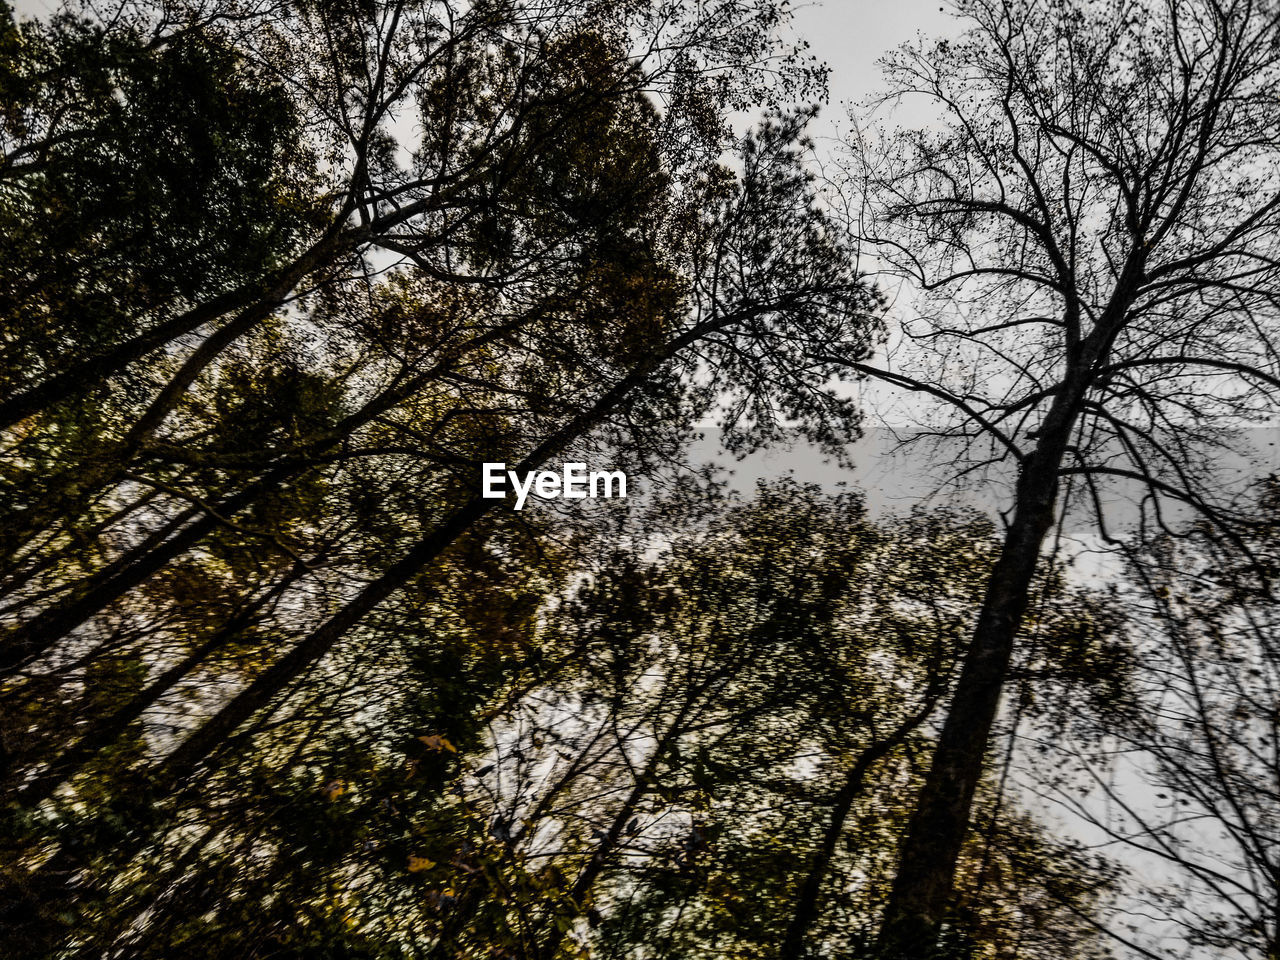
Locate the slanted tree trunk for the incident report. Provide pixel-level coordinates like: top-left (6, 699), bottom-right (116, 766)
top-left (875, 472), bottom-right (1059, 956)
top-left (874, 337), bottom-right (1112, 954)
top-left (10, 556), bottom-right (314, 805)
top-left (147, 307), bottom-right (752, 789)
top-left (0, 222), bottom-right (354, 432)
top-left (532, 698), bottom-right (695, 960)
top-left (0, 313), bottom-right (528, 678)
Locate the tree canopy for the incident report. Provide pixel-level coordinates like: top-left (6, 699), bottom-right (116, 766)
top-left (4, 0), bottom-right (1280, 958)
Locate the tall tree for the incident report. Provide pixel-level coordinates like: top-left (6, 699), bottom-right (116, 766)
top-left (833, 0), bottom-right (1280, 953)
top-left (0, 1), bottom-right (882, 952)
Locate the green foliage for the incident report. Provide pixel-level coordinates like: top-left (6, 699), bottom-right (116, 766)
top-left (0, 4), bottom-right (318, 391)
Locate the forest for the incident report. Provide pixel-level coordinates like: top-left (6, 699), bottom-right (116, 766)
top-left (2, 0), bottom-right (1280, 957)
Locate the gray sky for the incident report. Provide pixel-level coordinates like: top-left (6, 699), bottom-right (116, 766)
top-left (792, 0), bottom-right (955, 108)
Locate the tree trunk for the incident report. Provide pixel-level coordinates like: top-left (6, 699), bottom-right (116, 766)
top-left (780, 692), bottom-right (944, 959)
top-left (534, 774), bottom-right (650, 960)
top-left (874, 444), bottom-right (1065, 958)
top-left (0, 285), bottom-right (261, 430)
top-left (9, 311), bottom-right (744, 926)
top-left (780, 746), bottom-right (893, 959)
top-left (11, 557), bottom-right (312, 805)
top-left (0, 476), bottom-right (283, 676)
top-left (0, 223), bottom-right (352, 431)
top-left (532, 702), bottom-right (691, 960)
top-left (0, 313), bottom-right (539, 676)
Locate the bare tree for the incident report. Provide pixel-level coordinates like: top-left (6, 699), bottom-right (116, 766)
top-left (827, 0), bottom-right (1280, 952)
top-left (1041, 512), bottom-right (1280, 960)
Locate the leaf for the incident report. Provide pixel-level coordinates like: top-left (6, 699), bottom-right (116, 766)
top-left (407, 855), bottom-right (436, 872)
top-left (321, 779), bottom-right (346, 801)
top-left (418, 734), bottom-right (458, 753)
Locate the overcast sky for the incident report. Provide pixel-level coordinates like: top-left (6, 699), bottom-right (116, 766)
top-left (792, 0), bottom-right (955, 112)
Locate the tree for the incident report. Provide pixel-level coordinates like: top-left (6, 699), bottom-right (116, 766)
top-left (0, 0), bottom-right (863, 738)
top-left (1039, 493), bottom-right (1280, 959)
top-left (116, 480), bottom-right (1113, 960)
top-left (834, 0), bottom-right (1280, 952)
top-left (0, 0), bottom-right (882, 951)
top-left (0, 0), bottom-right (833, 608)
top-left (1, 467), bottom-right (1125, 958)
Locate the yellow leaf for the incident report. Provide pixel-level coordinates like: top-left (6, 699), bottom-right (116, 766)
top-left (407, 856), bottom-right (436, 872)
top-left (418, 734), bottom-right (457, 753)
